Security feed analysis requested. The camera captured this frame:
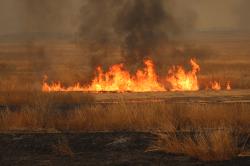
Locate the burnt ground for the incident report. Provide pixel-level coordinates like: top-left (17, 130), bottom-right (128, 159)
top-left (0, 132), bottom-right (249, 166)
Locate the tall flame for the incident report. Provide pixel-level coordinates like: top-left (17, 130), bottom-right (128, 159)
top-left (166, 59), bottom-right (200, 91)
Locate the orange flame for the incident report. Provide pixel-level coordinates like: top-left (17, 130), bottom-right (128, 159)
top-left (43, 59), bottom-right (165, 92)
top-left (211, 81), bottom-right (221, 91)
top-left (85, 59), bottom-right (165, 92)
top-left (226, 81), bottom-right (231, 90)
top-left (42, 82), bottom-right (85, 92)
top-left (42, 58), bottom-right (232, 93)
top-left (166, 59), bottom-right (200, 91)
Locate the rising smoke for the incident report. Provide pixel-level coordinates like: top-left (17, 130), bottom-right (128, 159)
top-left (79, 0), bottom-right (185, 72)
top-left (115, 0), bottom-right (179, 65)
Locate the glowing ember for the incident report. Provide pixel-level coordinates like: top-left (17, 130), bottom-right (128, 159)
top-left (166, 59), bottom-right (200, 91)
top-left (211, 81), bottom-right (221, 91)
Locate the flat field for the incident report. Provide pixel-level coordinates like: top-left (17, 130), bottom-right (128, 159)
top-left (0, 34), bottom-right (250, 165)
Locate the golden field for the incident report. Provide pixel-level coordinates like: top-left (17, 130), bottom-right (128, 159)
top-left (0, 34), bottom-right (249, 162)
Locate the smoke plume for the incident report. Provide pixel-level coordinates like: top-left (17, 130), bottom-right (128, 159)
top-left (115, 0), bottom-right (179, 65)
top-left (79, 0), bottom-right (183, 71)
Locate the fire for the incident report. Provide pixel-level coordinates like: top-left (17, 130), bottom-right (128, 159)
top-left (43, 59), bottom-right (165, 92)
top-left (85, 59), bottom-right (165, 92)
top-left (208, 81), bottom-right (232, 91)
top-left (166, 59), bottom-right (200, 91)
top-left (42, 82), bottom-right (85, 92)
top-left (226, 82), bottom-right (231, 90)
top-left (211, 81), bottom-right (221, 91)
top-left (42, 58), bottom-right (232, 93)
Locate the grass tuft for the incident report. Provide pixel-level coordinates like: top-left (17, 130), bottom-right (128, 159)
top-left (150, 130), bottom-right (241, 161)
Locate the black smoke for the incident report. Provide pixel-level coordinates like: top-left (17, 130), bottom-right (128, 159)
top-left (78, 0), bottom-right (182, 71)
top-left (115, 0), bottom-right (179, 65)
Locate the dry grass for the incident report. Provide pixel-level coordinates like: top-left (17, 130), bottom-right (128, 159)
top-left (52, 138), bottom-right (74, 157)
top-left (150, 130), bottom-right (240, 161)
top-left (0, 35), bottom-right (249, 162)
top-left (0, 91), bottom-right (95, 107)
top-left (0, 96), bottom-right (249, 133)
top-left (0, 92), bottom-right (249, 161)
top-left (0, 101), bottom-right (176, 132)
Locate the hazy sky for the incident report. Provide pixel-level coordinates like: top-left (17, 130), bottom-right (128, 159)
top-left (0, 0), bottom-right (248, 36)
top-left (189, 0), bottom-right (240, 30)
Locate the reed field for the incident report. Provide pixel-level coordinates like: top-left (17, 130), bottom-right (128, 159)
top-left (0, 35), bottom-right (249, 162)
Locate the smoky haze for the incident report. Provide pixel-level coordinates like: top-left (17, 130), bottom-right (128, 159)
top-left (23, 0), bottom-right (70, 33)
top-left (237, 0), bottom-right (250, 30)
top-left (0, 0), bottom-right (249, 85)
top-left (0, 0), bottom-right (80, 40)
top-left (0, 0), bottom-right (249, 38)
